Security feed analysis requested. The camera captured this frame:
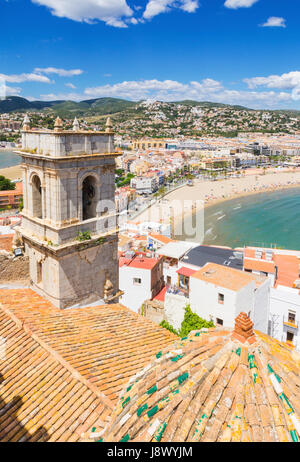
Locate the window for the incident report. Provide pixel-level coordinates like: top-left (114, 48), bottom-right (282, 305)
top-left (37, 261), bottom-right (42, 284)
top-left (286, 331), bottom-right (294, 343)
top-left (216, 318), bottom-right (223, 326)
top-left (32, 175), bottom-right (42, 219)
top-left (133, 278), bottom-right (142, 285)
top-left (288, 311), bottom-right (296, 324)
top-left (218, 293), bottom-right (224, 304)
top-left (82, 176), bottom-right (98, 221)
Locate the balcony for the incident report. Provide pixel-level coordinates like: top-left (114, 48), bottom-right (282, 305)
top-left (283, 316), bottom-right (298, 330)
top-left (166, 284), bottom-right (189, 298)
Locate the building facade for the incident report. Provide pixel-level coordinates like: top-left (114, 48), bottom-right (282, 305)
top-left (119, 252), bottom-right (164, 313)
top-left (0, 182), bottom-right (23, 210)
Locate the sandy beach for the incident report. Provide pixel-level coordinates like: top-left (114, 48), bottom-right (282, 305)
top-left (133, 168), bottom-right (300, 225)
top-left (0, 165), bottom-right (23, 180)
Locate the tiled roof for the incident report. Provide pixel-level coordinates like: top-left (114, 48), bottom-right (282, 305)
top-left (149, 234), bottom-right (173, 245)
top-left (244, 248), bottom-right (300, 290)
top-left (274, 254), bottom-right (300, 289)
top-left (119, 255), bottom-right (162, 271)
top-left (244, 258), bottom-right (276, 274)
top-left (0, 289), bottom-right (175, 403)
top-left (153, 287), bottom-right (167, 302)
top-left (0, 235), bottom-right (13, 252)
top-left (0, 305), bottom-right (112, 442)
top-left (177, 267), bottom-right (197, 277)
top-left (97, 323), bottom-right (300, 443)
top-left (191, 263), bottom-right (267, 292)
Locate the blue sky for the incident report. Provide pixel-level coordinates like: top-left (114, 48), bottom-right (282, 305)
top-left (0, 0), bottom-right (299, 109)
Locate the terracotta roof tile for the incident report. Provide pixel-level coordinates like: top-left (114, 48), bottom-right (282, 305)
top-left (0, 309), bottom-right (112, 442)
top-left (0, 235), bottom-right (14, 252)
top-left (0, 288), bottom-right (176, 441)
top-left (191, 263), bottom-right (267, 292)
top-left (0, 289), bottom-right (175, 403)
top-left (95, 323), bottom-right (300, 443)
top-left (244, 258), bottom-right (276, 274)
top-left (149, 234), bottom-right (173, 245)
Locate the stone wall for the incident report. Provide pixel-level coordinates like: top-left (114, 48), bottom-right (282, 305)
top-left (0, 254), bottom-right (30, 283)
top-left (25, 234), bottom-right (119, 309)
top-left (164, 293), bottom-right (188, 331)
top-left (22, 132), bottom-right (114, 157)
top-left (139, 299), bottom-right (165, 325)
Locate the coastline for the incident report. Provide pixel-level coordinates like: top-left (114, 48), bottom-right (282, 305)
top-left (202, 180), bottom-right (300, 210)
top-left (0, 149), bottom-right (22, 179)
top-left (132, 169), bottom-right (300, 226)
top-left (0, 165), bottom-right (22, 180)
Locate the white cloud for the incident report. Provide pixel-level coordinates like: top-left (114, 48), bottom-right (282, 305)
top-left (0, 81), bottom-right (22, 98)
top-left (244, 71), bottom-right (300, 102)
top-left (143, 0), bottom-right (198, 19)
top-left (261, 17), bottom-right (286, 28)
top-left (38, 92), bottom-right (84, 101)
top-left (34, 67), bottom-right (83, 77)
top-left (32, 0), bottom-right (133, 27)
top-left (30, 0), bottom-right (199, 27)
top-left (83, 78), bottom-right (293, 108)
top-left (224, 0), bottom-right (258, 9)
top-left (65, 83), bottom-right (76, 89)
top-left (244, 71), bottom-right (300, 90)
top-left (0, 72), bottom-right (51, 84)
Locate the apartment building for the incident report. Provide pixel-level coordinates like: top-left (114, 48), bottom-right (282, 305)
top-left (157, 241), bottom-right (196, 286)
top-left (132, 139), bottom-right (167, 151)
top-left (164, 262), bottom-right (270, 332)
top-left (130, 176), bottom-right (158, 194)
top-left (244, 246), bottom-right (300, 350)
top-left (0, 182), bottom-right (23, 210)
top-left (189, 263), bottom-right (270, 330)
top-left (119, 251), bottom-right (164, 313)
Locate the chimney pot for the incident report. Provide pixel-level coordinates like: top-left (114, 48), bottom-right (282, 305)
top-left (231, 312), bottom-right (256, 344)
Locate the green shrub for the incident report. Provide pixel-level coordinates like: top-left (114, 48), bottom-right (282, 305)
top-left (0, 176), bottom-right (15, 191)
top-left (159, 320), bottom-right (179, 336)
top-left (179, 305), bottom-right (214, 338)
top-left (76, 231), bottom-right (92, 241)
top-left (160, 305), bottom-right (214, 338)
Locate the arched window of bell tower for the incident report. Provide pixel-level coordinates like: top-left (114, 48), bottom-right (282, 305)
top-left (32, 175), bottom-right (43, 219)
top-left (82, 175), bottom-right (98, 221)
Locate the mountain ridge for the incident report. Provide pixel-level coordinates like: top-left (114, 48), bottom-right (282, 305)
top-left (1, 95), bottom-right (300, 120)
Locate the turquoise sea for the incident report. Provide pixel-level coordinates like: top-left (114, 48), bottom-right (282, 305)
top-left (197, 188), bottom-right (300, 250)
top-left (0, 151), bottom-right (21, 170)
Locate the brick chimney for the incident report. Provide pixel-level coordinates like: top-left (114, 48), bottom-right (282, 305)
top-left (231, 312), bottom-right (256, 344)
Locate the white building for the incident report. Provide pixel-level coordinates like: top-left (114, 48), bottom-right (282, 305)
top-left (164, 262), bottom-right (270, 333)
top-left (130, 177), bottom-right (158, 195)
top-left (244, 247), bottom-right (300, 350)
top-left (157, 241), bottom-right (197, 286)
top-left (119, 252), bottom-right (164, 313)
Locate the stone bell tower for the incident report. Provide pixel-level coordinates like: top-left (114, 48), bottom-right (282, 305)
top-left (15, 115), bottom-right (121, 308)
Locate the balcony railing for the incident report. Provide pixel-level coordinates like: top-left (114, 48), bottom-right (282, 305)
top-left (166, 284), bottom-right (189, 298)
top-left (283, 316), bottom-right (299, 330)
